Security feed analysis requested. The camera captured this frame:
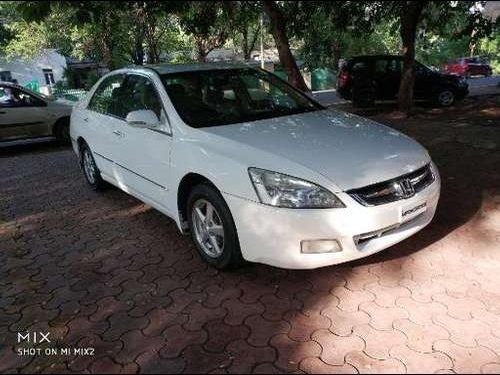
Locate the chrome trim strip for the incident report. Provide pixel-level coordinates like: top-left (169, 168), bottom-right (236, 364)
top-left (1, 121), bottom-right (44, 128)
top-left (115, 162), bottom-right (166, 190)
top-left (149, 128), bottom-right (172, 137)
top-left (94, 152), bottom-right (113, 163)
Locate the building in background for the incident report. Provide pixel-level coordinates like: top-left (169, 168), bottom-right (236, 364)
top-left (0, 49), bottom-right (67, 95)
top-left (65, 57), bottom-right (108, 89)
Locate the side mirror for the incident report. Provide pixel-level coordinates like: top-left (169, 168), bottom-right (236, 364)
top-left (126, 109), bottom-right (159, 129)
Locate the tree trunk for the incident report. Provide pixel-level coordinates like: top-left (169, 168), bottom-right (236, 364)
top-left (132, 45), bottom-right (145, 65)
top-left (196, 39), bottom-right (208, 62)
top-left (247, 23), bottom-right (261, 60)
top-left (242, 23), bottom-right (261, 60)
top-left (242, 26), bottom-right (249, 60)
top-left (469, 27), bottom-right (477, 57)
top-left (397, 1), bottom-right (427, 115)
top-left (263, 0), bottom-right (309, 92)
top-left (101, 30), bottom-right (114, 70)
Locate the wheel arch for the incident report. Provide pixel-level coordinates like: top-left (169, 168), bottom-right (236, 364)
top-left (176, 172), bottom-right (221, 232)
top-left (52, 116), bottom-right (70, 135)
top-left (76, 136), bottom-right (88, 159)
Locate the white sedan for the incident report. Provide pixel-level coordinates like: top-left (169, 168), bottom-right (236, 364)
top-left (70, 63), bottom-right (440, 270)
top-left (0, 82), bottom-right (72, 143)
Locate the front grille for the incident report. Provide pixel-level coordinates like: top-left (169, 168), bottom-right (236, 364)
top-left (347, 164), bottom-right (434, 206)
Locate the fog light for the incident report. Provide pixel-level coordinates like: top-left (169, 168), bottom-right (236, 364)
top-left (301, 239), bottom-right (342, 254)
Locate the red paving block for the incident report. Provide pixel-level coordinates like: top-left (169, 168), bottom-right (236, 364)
top-left (1, 101), bottom-right (500, 373)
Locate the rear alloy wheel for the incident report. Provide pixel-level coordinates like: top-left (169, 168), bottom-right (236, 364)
top-left (436, 89), bottom-right (455, 107)
top-left (187, 184), bottom-right (243, 269)
top-left (80, 144), bottom-right (106, 191)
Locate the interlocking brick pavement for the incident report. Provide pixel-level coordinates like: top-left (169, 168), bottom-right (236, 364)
top-left (1, 98), bottom-right (499, 373)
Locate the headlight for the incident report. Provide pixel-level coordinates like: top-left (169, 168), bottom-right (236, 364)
top-left (248, 168), bottom-right (345, 208)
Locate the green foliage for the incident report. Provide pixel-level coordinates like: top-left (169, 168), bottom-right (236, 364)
top-left (83, 70), bottom-right (99, 90)
top-left (0, 0), bottom-right (497, 76)
top-left (478, 28), bottom-right (500, 73)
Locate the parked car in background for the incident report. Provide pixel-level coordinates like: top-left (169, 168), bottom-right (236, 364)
top-left (71, 63), bottom-right (440, 270)
top-left (0, 82), bottom-right (72, 143)
top-left (337, 55), bottom-right (469, 107)
top-left (443, 57), bottom-right (493, 77)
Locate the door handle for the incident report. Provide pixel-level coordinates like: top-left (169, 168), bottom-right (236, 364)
top-left (0, 111), bottom-right (6, 114)
top-left (83, 117), bottom-right (89, 122)
top-left (112, 130), bottom-right (124, 137)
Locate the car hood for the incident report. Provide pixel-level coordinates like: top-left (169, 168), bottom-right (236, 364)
top-left (201, 109), bottom-right (431, 191)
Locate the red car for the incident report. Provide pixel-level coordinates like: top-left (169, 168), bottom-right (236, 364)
top-left (443, 57), bottom-right (493, 77)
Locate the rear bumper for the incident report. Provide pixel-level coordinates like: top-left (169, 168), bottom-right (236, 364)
top-left (223, 175), bottom-right (440, 270)
top-left (336, 85), bottom-right (351, 100)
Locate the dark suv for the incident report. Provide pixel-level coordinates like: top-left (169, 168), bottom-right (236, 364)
top-left (337, 55), bottom-right (469, 107)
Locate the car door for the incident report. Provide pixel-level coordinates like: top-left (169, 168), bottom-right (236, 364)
top-left (413, 62), bottom-right (434, 100)
top-left (373, 58), bottom-right (391, 99)
top-left (384, 57), bottom-right (403, 99)
top-left (111, 73), bottom-right (173, 210)
top-left (0, 86), bottom-right (52, 141)
top-left (83, 73), bottom-right (127, 180)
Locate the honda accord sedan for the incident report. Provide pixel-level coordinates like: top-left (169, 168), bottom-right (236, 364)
top-left (70, 63), bottom-right (440, 270)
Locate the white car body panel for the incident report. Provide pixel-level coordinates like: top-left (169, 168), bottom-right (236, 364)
top-left (70, 65), bottom-right (441, 269)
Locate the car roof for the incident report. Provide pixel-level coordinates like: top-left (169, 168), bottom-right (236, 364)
top-left (348, 55), bottom-right (403, 60)
top-left (142, 62), bottom-right (254, 75)
top-left (0, 81), bottom-right (23, 89)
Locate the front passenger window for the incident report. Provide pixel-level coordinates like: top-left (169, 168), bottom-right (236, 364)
top-left (121, 75), bottom-right (163, 120)
top-left (88, 74), bottom-right (125, 118)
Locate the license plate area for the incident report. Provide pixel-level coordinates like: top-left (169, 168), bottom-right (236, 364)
top-left (400, 201), bottom-right (427, 223)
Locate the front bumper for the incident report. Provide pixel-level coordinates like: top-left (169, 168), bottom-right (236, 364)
top-left (224, 176), bottom-right (440, 269)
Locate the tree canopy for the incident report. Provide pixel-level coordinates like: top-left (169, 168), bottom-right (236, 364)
top-left (0, 0), bottom-right (497, 112)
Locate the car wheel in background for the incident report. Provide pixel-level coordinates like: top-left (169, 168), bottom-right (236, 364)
top-left (187, 184), bottom-right (243, 270)
top-left (54, 117), bottom-right (71, 144)
top-left (435, 88), bottom-right (455, 107)
top-left (80, 143), bottom-right (107, 191)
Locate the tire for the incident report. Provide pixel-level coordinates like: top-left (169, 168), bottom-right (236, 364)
top-left (435, 88), bottom-right (455, 107)
top-left (187, 184), bottom-right (243, 270)
top-left (352, 86), bottom-right (375, 108)
top-left (80, 143), bottom-right (107, 191)
top-left (54, 118), bottom-right (71, 144)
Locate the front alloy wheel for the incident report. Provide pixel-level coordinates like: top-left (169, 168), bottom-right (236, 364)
top-left (187, 184), bottom-right (243, 269)
top-left (191, 199), bottom-right (225, 258)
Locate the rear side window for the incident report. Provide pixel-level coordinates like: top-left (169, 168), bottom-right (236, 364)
top-left (88, 74), bottom-right (125, 118)
top-left (374, 59), bottom-right (388, 74)
top-left (386, 59), bottom-right (402, 73)
top-left (352, 60), bottom-right (370, 72)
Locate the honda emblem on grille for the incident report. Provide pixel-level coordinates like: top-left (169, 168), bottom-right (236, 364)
top-left (394, 178), bottom-right (415, 198)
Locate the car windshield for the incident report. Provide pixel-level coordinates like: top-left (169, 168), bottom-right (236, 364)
top-left (160, 68), bottom-right (323, 128)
